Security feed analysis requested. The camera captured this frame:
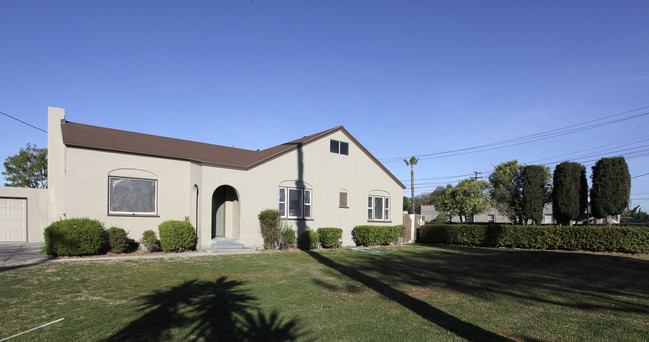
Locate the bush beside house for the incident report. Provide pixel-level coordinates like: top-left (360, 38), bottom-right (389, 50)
top-left (317, 227), bottom-right (343, 248)
top-left (107, 227), bottom-right (128, 253)
top-left (158, 220), bottom-right (198, 252)
top-left (141, 229), bottom-right (160, 252)
top-left (352, 225), bottom-right (403, 246)
top-left (43, 218), bottom-right (106, 257)
top-left (258, 209), bottom-right (282, 249)
top-left (298, 230), bottom-right (319, 250)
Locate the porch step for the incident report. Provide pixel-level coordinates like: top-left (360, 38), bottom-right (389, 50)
top-left (208, 238), bottom-right (258, 254)
top-left (212, 238), bottom-right (245, 249)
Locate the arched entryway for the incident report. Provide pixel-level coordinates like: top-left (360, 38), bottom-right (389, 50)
top-left (211, 185), bottom-right (240, 239)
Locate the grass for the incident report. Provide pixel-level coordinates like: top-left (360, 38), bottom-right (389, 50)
top-left (1, 244), bottom-right (648, 341)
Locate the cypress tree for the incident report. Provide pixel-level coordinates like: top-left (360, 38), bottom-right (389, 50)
top-left (590, 156), bottom-right (631, 219)
top-left (522, 165), bottom-right (546, 225)
top-left (552, 162), bottom-right (587, 225)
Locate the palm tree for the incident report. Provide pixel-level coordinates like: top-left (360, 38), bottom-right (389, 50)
top-left (404, 156), bottom-right (419, 214)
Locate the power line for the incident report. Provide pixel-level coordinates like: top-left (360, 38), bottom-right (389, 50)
top-left (0, 111), bottom-right (47, 133)
top-left (381, 105), bottom-right (649, 163)
top-left (633, 172), bottom-right (649, 179)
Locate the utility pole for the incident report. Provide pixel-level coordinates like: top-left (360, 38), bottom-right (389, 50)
top-left (474, 171), bottom-right (482, 181)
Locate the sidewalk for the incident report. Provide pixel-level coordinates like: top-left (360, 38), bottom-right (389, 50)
top-left (0, 242), bottom-right (259, 269)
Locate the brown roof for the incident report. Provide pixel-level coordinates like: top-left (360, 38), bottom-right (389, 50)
top-left (61, 121), bottom-right (405, 188)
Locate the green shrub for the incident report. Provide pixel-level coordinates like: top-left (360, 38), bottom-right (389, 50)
top-left (282, 228), bottom-right (296, 249)
top-left (417, 224), bottom-right (649, 254)
top-left (351, 225), bottom-right (403, 246)
top-left (158, 220), bottom-right (197, 253)
top-left (258, 209), bottom-right (282, 249)
top-left (317, 227), bottom-right (343, 248)
top-left (141, 229), bottom-right (160, 252)
top-left (107, 227), bottom-right (128, 253)
top-left (298, 230), bottom-right (319, 250)
top-left (43, 218), bottom-right (106, 257)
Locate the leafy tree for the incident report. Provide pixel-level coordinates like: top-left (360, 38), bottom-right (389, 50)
top-left (403, 196), bottom-right (412, 214)
top-left (433, 184), bottom-right (457, 222)
top-left (522, 165), bottom-right (549, 225)
top-left (552, 162), bottom-right (588, 225)
top-left (488, 160), bottom-right (524, 223)
top-left (2, 143), bottom-right (47, 188)
top-left (623, 205), bottom-right (649, 220)
top-left (450, 178), bottom-right (490, 222)
top-left (404, 156), bottom-right (419, 215)
top-left (590, 156), bottom-right (631, 221)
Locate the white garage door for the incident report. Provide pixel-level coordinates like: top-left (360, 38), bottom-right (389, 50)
top-left (0, 198), bottom-right (27, 242)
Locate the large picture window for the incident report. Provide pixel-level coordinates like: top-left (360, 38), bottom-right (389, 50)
top-left (109, 177), bottom-right (157, 215)
top-left (368, 195), bottom-right (390, 221)
top-left (279, 187), bottom-right (312, 219)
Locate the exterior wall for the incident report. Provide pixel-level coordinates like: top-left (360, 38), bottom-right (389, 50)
top-left (0, 186), bottom-right (48, 242)
top-left (48, 107), bottom-right (66, 224)
top-left (198, 130), bottom-right (404, 248)
top-left (63, 147), bottom-right (192, 242)
top-left (48, 108), bottom-right (404, 249)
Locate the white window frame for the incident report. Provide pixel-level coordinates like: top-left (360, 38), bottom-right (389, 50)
top-left (330, 139), bottom-right (349, 155)
top-left (368, 195), bottom-right (390, 222)
top-left (108, 176), bottom-right (158, 216)
top-left (279, 187), bottom-right (312, 219)
top-left (279, 188), bottom-right (287, 217)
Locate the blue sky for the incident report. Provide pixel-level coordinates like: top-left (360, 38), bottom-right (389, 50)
top-left (2, 1), bottom-right (649, 209)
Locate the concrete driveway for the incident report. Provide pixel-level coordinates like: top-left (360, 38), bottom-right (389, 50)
top-left (0, 242), bottom-right (49, 268)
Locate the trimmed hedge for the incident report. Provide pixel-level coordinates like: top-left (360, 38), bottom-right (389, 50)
top-left (298, 230), bottom-right (319, 250)
top-left (351, 225), bottom-right (403, 247)
top-left (282, 228), bottom-right (296, 249)
top-left (141, 229), bottom-right (160, 252)
top-left (107, 227), bottom-right (128, 253)
top-left (258, 209), bottom-right (282, 249)
top-left (317, 227), bottom-right (343, 248)
top-left (43, 218), bottom-right (106, 256)
top-left (158, 220), bottom-right (197, 253)
top-left (418, 224), bottom-right (649, 254)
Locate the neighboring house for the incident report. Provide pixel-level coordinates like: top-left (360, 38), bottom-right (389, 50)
top-left (46, 107), bottom-right (405, 249)
top-left (421, 204), bottom-right (556, 224)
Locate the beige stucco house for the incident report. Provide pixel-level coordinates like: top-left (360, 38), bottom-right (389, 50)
top-left (45, 107), bottom-right (405, 249)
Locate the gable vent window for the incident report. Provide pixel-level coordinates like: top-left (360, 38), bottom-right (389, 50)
top-left (330, 139), bottom-right (349, 155)
top-left (339, 192), bottom-right (348, 208)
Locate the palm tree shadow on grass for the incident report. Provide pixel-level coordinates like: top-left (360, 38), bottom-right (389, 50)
top-left (104, 276), bottom-right (306, 342)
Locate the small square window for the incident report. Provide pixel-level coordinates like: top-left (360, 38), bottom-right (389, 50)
top-left (330, 140), bottom-right (339, 153)
top-left (330, 139), bottom-right (349, 155)
top-left (340, 142), bottom-right (349, 155)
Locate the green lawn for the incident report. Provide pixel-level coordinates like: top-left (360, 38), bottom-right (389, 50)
top-left (1, 244), bottom-right (648, 341)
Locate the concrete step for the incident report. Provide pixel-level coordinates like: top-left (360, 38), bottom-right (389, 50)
top-left (204, 248), bottom-right (259, 255)
top-left (211, 238), bottom-right (247, 250)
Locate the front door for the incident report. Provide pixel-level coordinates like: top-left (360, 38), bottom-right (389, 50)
top-left (215, 199), bottom-right (225, 237)
top-left (212, 189), bottom-right (226, 238)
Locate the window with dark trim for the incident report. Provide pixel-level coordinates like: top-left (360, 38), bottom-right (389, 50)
top-left (339, 192), bottom-right (348, 208)
top-left (368, 195), bottom-right (390, 221)
top-left (109, 176), bottom-right (157, 215)
top-left (330, 139), bottom-right (349, 155)
top-left (279, 187), bottom-right (312, 219)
